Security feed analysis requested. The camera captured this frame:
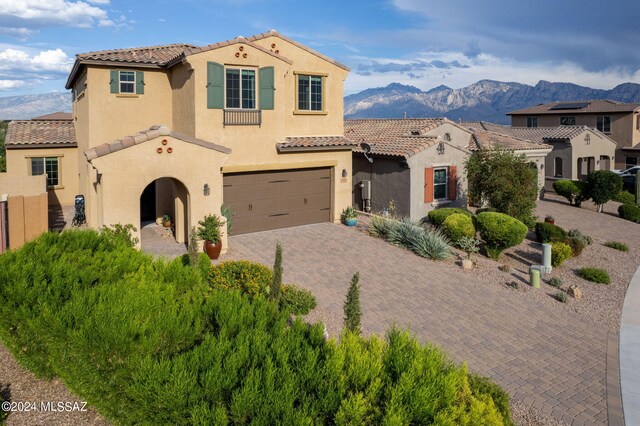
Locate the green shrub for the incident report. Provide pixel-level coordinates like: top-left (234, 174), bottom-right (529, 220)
top-left (565, 237), bottom-right (586, 257)
top-left (281, 285), bottom-right (317, 315)
top-left (475, 212), bottom-right (528, 258)
top-left (612, 190), bottom-right (637, 205)
top-left (553, 180), bottom-right (588, 206)
top-left (209, 260), bottom-right (272, 297)
top-left (551, 242), bottom-right (573, 267)
top-left (534, 222), bottom-right (567, 243)
top-left (604, 241), bottom-right (629, 252)
top-left (386, 218), bottom-right (423, 247)
top-left (554, 292), bottom-right (568, 303)
top-left (567, 229), bottom-right (593, 246)
top-left (344, 273), bottom-right (362, 334)
top-left (441, 213), bottom-right (476, 245)
top-left (467, 374), bottom-right (513, 425)
top-left (586, 170), bottom-right (623, 212)
top-left (409, 227), bottom-right (452, 260)
top-left (427, 208), bottom-right (473, 227)
top-left (368, 215), bottom-right (393, 238)
top-left (619, 203), bottom-right (640, 223)
top-left (548, 277), bottom-right (563, 288)
top-left (578, 267), bottom-right (611, 284)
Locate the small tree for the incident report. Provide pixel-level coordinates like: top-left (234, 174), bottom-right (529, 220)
top-left (586, 170), bottom-right (622, 212)
top-left (188, 226), bottom-right (199, 267)
top-left (343, 272), bottom-right (362, 334)
top-left (270, 242), bottom-right (283, 303)
top-left (465, 149), bottom-right (538, 227)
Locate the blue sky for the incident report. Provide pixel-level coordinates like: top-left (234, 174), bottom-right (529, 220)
top-left (0, 0), bottom-right (639, 97)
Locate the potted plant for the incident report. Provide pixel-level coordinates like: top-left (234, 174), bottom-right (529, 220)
top-left (197, 214), bottom-right (225, 260)
top-left (340, 206), bottom-right (358, 226)
top-left (162, 214), bottom-right (172, 228)
top-left (458, 236), bottom-right (480, 270)
top-left (544, 215), bottom-right (555, 225)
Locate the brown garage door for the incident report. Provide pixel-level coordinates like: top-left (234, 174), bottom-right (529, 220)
top-left (223, 167), bottom-right (332, 235)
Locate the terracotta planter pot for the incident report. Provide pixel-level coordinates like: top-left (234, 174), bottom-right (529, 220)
top-left (544, 218), bottom-right (555, 225)
top-left (204, 240), bottom-right (222, 260)
top-left (163, 221), bottom-right (172, 228)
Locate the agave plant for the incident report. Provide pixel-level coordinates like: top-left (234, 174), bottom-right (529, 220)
top-left (369, 216), bottom-right (393, 239)
top-left (410, 226), bottom-right (452, 260)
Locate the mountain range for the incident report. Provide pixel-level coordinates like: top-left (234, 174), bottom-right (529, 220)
top-left (344, 80), bottom-right (640, 124)
top-left (2, 80), bottom-right (640, 123)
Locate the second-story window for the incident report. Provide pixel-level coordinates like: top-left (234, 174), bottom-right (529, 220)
top-left (560, 116), bottom-right (576, 125)
top-left (527, 117), bottom-right (538, 128)
top-left (297, 74), bottom-right (323, 111)
top-left (119, 71), bottom-right (135, 94)
top-left (226, 69), bottom-right (256, 109)
top-left (596, 115), bottom-right (611, 133)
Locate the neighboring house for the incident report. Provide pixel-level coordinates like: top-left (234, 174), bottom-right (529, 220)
top-left (2, 30), bottom-right (355, 249)
top-left (346, 118), bottom-right (472, 221)
top-left (464, 121), bottom-right (617, 189)
top-left (507, 100), bottom-right (640, 169)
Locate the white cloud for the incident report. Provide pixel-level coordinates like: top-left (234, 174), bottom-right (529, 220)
top-left (0, 48), bottom-right (73, 78)
top-left (0, 79), bottom-right (28, 90)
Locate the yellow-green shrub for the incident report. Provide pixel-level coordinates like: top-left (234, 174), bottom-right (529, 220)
top-left (551, 242), bottom-right (573, 267)
top-left (441, 213), bottom-right (476, 245)
top-left (208, 260), bottom-right (272, 297)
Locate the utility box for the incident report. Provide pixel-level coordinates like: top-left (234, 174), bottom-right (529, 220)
top-left (361, 180), bottom-right (371, 200)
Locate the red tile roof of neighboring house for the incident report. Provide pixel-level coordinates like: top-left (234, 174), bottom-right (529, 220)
top-left (31, 112), bottom-right (73, 121)
top-left (470, 129), bottom-right (552, 151)
top-left (277, 136), bottom-right (356, 152)
top-left (507, 99), bottom-right (640, 115)
top-left (462, 121), bottom-right (614, 145)
top-left (5, 120), bottom-right (77, 149)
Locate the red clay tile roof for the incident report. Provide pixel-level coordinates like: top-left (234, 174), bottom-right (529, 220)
top-left (470, 130), bottom-right (552, 151)
top-left (507, 99), bottom-right (640, 115)
top-left (277, 136), bottom-right (355, 152)
top-left (5, 120), bottom-right (77, 148)
top-left (462, 121), bottom-right (614, 145)
top-left (345, 118), bottom-right (452, 158)
top-left (84, 125), bottom-right (230, 160)
top-left (31, 112), bottom-right (72, 121)
top-left (77, 43), bottom-right (195, 66)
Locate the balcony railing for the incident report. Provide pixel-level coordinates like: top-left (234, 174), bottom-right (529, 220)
top-left (223, 109), bottom-right (262, 126)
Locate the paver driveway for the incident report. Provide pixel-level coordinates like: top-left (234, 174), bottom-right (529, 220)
top-left (228, 223), bottom-right (613, 426)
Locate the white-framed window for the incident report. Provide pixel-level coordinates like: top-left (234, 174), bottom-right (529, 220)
top-left (119, 71), bottom-right (135, 94)
top-left (433, 167), bottom-right (448, 200)
top-left (527, 116), bottom-right (538, 128)
top-left (596, 115), bottom-right (611, 133)
top-left (560, 116), bottom-right (576, 125)
top-left (297, 74), bottom-right (323, 111)
top-left (225, 68), bottom-right (256, 109)
top-left (30, 157), bottom-right (59, 187)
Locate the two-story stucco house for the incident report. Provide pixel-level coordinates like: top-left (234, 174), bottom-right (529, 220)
top-left (4, 30), bottom-right (355, 250)
top-left (507, 100), bottom-right (640, 169)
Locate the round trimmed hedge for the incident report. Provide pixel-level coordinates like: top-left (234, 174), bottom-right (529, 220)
top-left (427, 207), bottom-right (473, 227)
top-left (475, 212), bottom-right (527, 254)
top-left (441, 213), bottom-right (475, 245)
top-left (551, 242), bottom-right (573, 267)
top-left (619, 203), bottom-right (640, 223)
top-left (534, 222), bottom-right (567, 243)
top-left (553, 180), bottom-right (588, 206)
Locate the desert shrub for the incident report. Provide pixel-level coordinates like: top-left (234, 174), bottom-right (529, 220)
top-left (467, 374), bottom-right (513, 425)
top-left (578, 267), bottom-right (611, 284)
top-left (565, 237), bottom-right (586, 257)
top-left (586, 170), bottom-right (623, 212)
top-left (551, 242), bottom-right (573, 267)
top-left (427, 208), bottom-right (473, 227)
top-left (554, 292), bottom-right (568, 303)
top-left (281, 285), bottom-right (317, 315)
top-left (553, 180), bottom-right (588, 207)
top-left (619, 203), bottom-right (640, 223)
top-left (612, 190), bottom-right (636, 205)
top-left (368, 216), bottom-right (393, 238)
top-left (567, 229), bottom-right (593, 246)
top-left (475, 212), bottom-right (528, 259)
top-left (548, 277), bottom-right (563, 288)
top-left (409, 227), bottom-right (452, 260)
top-left (0, 231), bottom-right (509, 424)
top-left (209, 260), bottom-right (272, 297)
top-left (386, 218), bottom-right (423, 247)
top-left (441, 213), bottom-right (476, 245)
top-left (344, 273), bottom-right (361, 334)
top-left (534, 222), bottom-right (567, 243)
top-left (604, 241), bottom-right (629, 252)
top-left (271, 242), bottom-right (283, 302)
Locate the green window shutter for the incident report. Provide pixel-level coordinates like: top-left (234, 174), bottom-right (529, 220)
top-left (110, 70), bottom-right (119, 94)
top-left (135, 71), bottom-right (144, 94)
top-left (207, 62), bottom-right (224, 109)
top-left (259, 66), bottom-right (274, 110)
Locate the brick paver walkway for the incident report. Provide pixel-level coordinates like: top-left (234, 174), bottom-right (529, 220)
top-left (228, 223), bottom-right (612, 426)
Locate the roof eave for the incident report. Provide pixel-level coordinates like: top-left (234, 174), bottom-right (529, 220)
top-left (6, 143), bottom-right (77, 150)
top-left (277, 144), bottom-right (355, 153)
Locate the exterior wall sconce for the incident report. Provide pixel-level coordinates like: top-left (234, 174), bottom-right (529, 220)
top-left (203, 183), bottom-right (210, 196)
top-left (540, 164), bottom-right (544, 170)
top-left (342, 169), bottom-right (348, 178)
top-left (437, 142), bottom-right (445, 155)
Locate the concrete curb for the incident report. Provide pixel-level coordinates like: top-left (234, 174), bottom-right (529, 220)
top-left (620, 264), bottom-right (640, 426)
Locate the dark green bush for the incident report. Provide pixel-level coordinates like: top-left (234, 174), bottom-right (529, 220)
top-left (612, 190), bottom-right (637, 205)
top-left (441, 213), bottom-right (476, 245)
top-left (604, 241), bottom-right (629, 252)
top-left (0, 229), bottom-right (509, 425)
top-left (548, 277), bottom-right (563, 288)
top-left (578, 267), bottom-right (611, 284)
top-left (565, 237), bottom-right (586, 257)
top-left (475, 212), bottom-right (528, 258)
top-left (619, 203), bottom-right (640, 223)
top-left (553, 180), bottom-right (588, 206)
top-left (534, 222), bottom-right (567, 243)
top-left (427, 207), bottom-right (473, 227)
top-left (554, 292), bottom-right (568, 303)
top-left (551, 242), bottom-right (573, 267)
top-left (281, 284), bottom-right (317, 315)
top-left (209, 260), bottom-right (272, 297)
top-left (567, 229), bottom-right (593, 246)
top-left (586, 170), bottom-right (623, 212)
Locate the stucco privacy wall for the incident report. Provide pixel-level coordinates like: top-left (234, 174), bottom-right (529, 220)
top-left (5, 147), bottom-right (79, 206)
top-left (89, 135), bottom-right (229, 249)
top-left (0, 174), bottom-right (48, 249)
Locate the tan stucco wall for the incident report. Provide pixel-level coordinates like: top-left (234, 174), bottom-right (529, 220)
top-left (516, 150), bottom-right (550, 191)
top-left (5, 147), bottom-right (78, 206)
top-left (89, 136), bottom-right (229, 249)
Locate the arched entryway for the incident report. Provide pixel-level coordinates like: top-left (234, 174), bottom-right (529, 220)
top-left (139, 177), bottom-right (190, 255)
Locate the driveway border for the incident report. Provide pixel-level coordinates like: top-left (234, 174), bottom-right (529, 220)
top-left (620, 264), bottom-right (640, 426)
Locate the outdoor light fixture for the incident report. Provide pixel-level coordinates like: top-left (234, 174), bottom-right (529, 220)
top-left (203, 183), bottom-right (210, 196)
top-left (437, 142), bottom-right (445, 155)
top-left (342, 169), bottom-right (348, 178)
